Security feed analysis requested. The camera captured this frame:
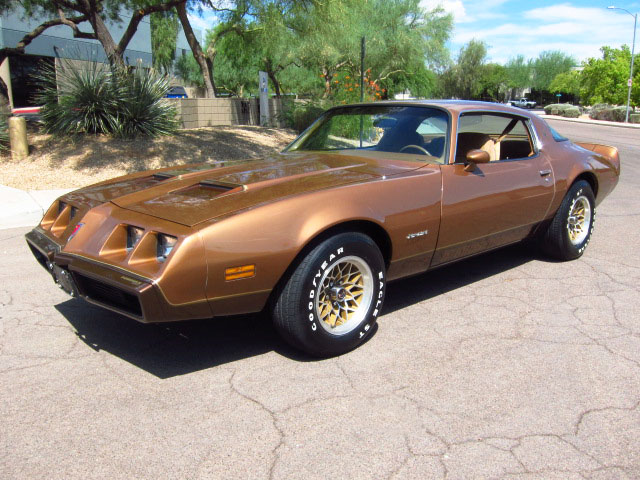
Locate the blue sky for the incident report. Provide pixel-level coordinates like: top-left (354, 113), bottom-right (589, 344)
top-left (421, 0), bottom-right (640, 64)
top-left (188, 1), bottom-right (640, 66)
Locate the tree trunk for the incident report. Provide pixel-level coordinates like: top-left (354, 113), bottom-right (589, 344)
top-left (322, 67), bottom-right (332, 99)
top-left (83, 4), bottom-right (123, 67)
top-left (176, 2), bottom-right (215, 98)
top-left (205, 56), bottom-right (219, 97)
top-left (0, 71), bottom-right (11, 114)
top-left (265, 60), bottom-right (282, 98)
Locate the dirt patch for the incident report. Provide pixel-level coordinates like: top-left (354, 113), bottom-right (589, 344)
top-left (1, 126), bottom-right (296, 190)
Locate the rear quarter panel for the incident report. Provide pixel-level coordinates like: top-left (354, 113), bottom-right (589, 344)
top-left (532, 117), bottom-right (621, 215)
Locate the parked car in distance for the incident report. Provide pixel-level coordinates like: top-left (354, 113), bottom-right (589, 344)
top-left (26, 101), bottom-right (620, 357)
top-left (165, 86), bottom-right (188, 98)
top-left (510, 98), bottom-right (537, 108)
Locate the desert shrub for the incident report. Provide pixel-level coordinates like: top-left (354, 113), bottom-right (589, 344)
top-left (35, 59), bottom-right (177, 138)
top-left (562, 106), bottom-right (581, 118)
top-left (544, 104), bottom-right (558, 115)
top-left (36, 61), bottom-right (119, 135)
top-left (284, 100), bottom-right (326, 133)
top-left (544, 103), bottom-right (579, 117)
top-left (111, 67), bottom-right (178, 138)
top-left (589, 106), bottom-right (628, 122)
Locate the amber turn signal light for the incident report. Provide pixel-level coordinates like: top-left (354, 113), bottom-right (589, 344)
top-left (225, 264), bottom-right (255, 281)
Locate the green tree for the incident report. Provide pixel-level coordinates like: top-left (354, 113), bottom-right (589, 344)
top-left (207, 0), bottom-right (451, 100)
top-left (174, 52), bottom-right (204, 87)
top-left (504, 55), bottom-right (532, 94)
top-left (441, 39), bottom-right (487, 99)
top-left (151, 11), bottom-right (179, 73)
top-left (209, 22), bottom-right (261, 96)
top-left (294, 0), bottom-right (452, 99)
top-left (580, 45), bottom-right (639, 106)
top-left (478, 63), bottom-right (507, 101)
top-left (531, 50), bottom-right (576, 91)
top-left (549, 70), bottom-right (580, 96)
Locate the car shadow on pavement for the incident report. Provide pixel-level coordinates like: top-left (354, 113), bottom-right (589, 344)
top-left (383, 242), bottom-right (537, 315)
top-left (54, 243), bottom-right (540, 378)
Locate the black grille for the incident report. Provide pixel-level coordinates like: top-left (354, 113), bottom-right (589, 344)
top-left (74, 273), bottom-right (143, 318)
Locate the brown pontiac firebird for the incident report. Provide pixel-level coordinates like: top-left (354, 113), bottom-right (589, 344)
top-left (26, 101), bottom-right (620, 356)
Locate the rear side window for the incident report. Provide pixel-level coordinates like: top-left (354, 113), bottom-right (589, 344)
top-left (548, 125), bottom-right (568, 142)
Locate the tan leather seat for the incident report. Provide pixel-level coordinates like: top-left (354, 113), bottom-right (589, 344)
top-left (456, 132), bottom-right (497, 162)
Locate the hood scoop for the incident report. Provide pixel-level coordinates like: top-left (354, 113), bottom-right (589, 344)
top-left (152, 172), bottom-right (176, 180)
top-left (172, 180), bottom-right (246, 200)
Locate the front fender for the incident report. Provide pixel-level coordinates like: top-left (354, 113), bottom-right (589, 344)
top-left (198, 167), bottom-right (442, 316)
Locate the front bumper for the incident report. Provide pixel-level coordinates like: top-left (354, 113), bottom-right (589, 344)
top-left (25, 229), bottom-right (205, 323)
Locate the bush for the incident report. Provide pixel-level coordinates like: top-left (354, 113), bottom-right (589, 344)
top-left (284, 100), bottom-right (326, 133)
top-left (630, 113), bottom-right (640, 124)
top-left (35, 59), bottom-right (177, 138)
top-left (544, 103), bottom-right (580, 118)
top-left (562, 106), bottom-right (581, 118)
top-left (589, 105), bottom-right (628, 122)
top-left (111, 67), bottom-right (178, 138)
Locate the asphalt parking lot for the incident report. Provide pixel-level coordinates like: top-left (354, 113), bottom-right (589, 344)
top-left (1, 119), bottom-right (639, 479)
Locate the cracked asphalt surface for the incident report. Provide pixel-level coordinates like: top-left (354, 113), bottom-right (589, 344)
top-left (1, 120), bottom-right (638, 479)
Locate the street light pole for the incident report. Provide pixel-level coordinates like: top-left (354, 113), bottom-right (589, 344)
top-left (609, 6), bottom-right (637, 123)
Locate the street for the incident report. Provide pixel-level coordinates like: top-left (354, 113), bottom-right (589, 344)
top-left (1, 119), bottom-right (639, 479)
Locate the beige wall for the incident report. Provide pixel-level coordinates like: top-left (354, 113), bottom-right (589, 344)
top-left (169, 97), bottom-right (286, 129)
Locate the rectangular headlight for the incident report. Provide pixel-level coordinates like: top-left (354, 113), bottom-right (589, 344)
top-left (156, 234), bottom-right (177, 262)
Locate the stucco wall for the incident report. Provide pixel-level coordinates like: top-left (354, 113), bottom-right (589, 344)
top-left (170, 98), bottom-right (286, 129)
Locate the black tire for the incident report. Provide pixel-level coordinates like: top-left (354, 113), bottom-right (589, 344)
top-left (272, 232), bottom-right (386, 357)
top-left (542, 180), bottom-right (595, 260)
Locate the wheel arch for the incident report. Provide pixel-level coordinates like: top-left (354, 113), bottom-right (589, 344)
top-left (572, 171), bottom-right (599, 198)
top-left (267, 219), bottom-right (392, 308)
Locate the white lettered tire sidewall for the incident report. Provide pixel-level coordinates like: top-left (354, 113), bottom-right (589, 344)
top-left (561, 182), bottom-right (596, 258)
top-left (543, 179), bottom-right (596, 261)
top-left (274, 232), bottom-right (385, 357)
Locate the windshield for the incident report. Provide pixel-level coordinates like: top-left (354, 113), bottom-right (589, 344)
top-left (285, 105), bottom-right (450, 163)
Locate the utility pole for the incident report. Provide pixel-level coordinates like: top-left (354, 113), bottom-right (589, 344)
top-left (360, 37), bottom-right (365, 103)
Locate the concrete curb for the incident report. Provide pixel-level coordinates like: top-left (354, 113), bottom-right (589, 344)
top-left (0, 185), bottom-right (74, 230)
top-left (538, 113), bottom-right (640, 129)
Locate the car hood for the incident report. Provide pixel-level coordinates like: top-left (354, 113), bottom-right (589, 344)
top-left (62, 152), bottom-right (420, 227)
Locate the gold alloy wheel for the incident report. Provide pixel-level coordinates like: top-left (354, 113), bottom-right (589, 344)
top-left (315, 256), bottom-right (374, 335)
top-left (567, 195), bottom-right (592, 246)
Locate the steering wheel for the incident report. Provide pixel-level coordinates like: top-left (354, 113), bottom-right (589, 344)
top-left (399, 144), bottom-right (431, 156)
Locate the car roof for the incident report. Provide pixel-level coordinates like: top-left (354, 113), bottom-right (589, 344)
top-left (331, 100), bottom-right (534, 117)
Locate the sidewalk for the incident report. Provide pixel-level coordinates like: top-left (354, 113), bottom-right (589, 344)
top-left (0, 185), bottom-right (73, 230)
top-left (537, 112), bottom-right (640, 129)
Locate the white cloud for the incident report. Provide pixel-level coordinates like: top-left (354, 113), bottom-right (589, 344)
top-left (449, 2), bottom-right (637, 64)
top-left (420, 0), bottom-right (467, 21)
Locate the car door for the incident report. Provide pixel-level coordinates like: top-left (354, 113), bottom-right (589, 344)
top-left (431, 111), bottom-right (555, 267)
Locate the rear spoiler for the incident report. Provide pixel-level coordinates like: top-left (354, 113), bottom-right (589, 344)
top-left (575, 142), bottom-right (620, 172)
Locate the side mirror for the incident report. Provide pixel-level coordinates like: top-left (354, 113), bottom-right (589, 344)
top-left (464, 149), bottom-right (490, 171)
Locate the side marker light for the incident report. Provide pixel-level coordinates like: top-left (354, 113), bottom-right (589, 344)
top-left (225, 264), bottom-right (256, 281)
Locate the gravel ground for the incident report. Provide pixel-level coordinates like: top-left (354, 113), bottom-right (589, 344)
top-left (0, 126), bottom-right (296, 190)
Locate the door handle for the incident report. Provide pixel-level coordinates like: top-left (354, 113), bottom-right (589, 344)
top-left (539, 169), bottom-right (552, 176)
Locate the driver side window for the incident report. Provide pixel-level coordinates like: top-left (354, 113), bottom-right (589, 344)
top-left (456, 113), bottom-right (535, 163)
